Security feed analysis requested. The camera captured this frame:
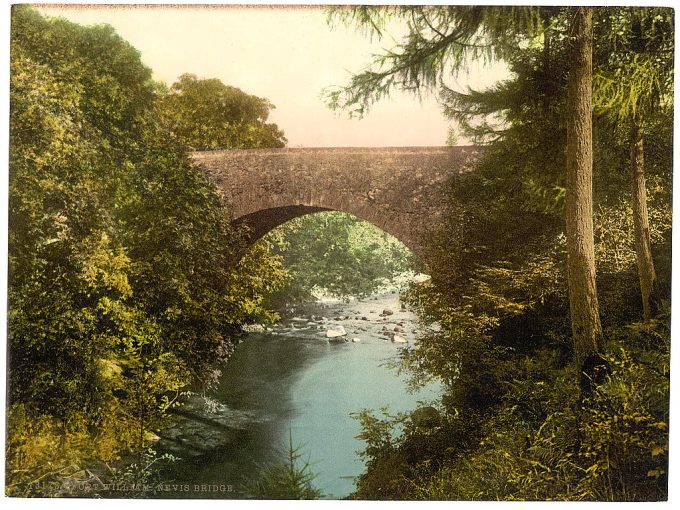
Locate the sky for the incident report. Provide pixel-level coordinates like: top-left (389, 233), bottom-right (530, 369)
top-left (36, 4), bottom-right (510, 147)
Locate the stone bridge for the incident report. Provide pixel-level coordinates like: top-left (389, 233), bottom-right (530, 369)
top-left (191, 146), bottom-right (482, 261)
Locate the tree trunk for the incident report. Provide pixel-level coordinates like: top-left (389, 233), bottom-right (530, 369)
top-left (565, 7), bottom-right (604, 376)
top-left (630, 113), bottom-right (659, 319)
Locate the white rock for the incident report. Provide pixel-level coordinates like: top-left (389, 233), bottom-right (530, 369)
top-left (392, 335), bottom-right (407, 343)
top-left (326, 325), bottom-right (347, 338)
top-left (352, 337), bottom-right (361, 343)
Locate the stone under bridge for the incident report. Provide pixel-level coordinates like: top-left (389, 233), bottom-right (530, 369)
top-left (191, 146), bottom-right (482, 262)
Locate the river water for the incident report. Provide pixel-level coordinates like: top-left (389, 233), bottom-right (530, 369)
top-left (155, 292), bottom-right (441, 499)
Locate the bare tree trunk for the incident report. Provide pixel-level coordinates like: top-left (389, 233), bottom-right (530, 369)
top-left (630, 112), bottom-right (659, 319)
top-left (565, 7), bottom-right (604, 377)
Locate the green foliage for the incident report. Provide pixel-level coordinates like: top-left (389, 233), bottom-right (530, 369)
top-left (259, 211), bottom-right (420, 304)
top-left (242, 432), bottom-right (323, 500)
top-left (593, 8), bottom-right (673, 124)
top-left (325, 6), bottom-right (545, 117)
top-left (101, 448), bottom-right (180, 498)
top-left (158, 73), bottom-right (286, 150)
top-left (575, 328), bottom-right (669, 500)
top-left (595, 175), bottom-right (672, 275)
top-left (445, 126), bottom-right (459, 146)
top-left (7, 6), bottom-right (288, 495)
top-left (351, 410), bottom-right (411, 499)
top-left (330, 6), bottom-right (672, 502)
top-left (353, 321), bottom-right (669, 501)
top-left (6, 403), bottom-right (127, 496)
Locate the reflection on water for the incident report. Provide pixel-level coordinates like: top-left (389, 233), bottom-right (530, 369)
top-left (156, 292), bottom-right (441, 499)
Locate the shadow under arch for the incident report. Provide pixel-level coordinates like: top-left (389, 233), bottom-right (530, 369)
top-left (233, 205), bottom-right (331, 244)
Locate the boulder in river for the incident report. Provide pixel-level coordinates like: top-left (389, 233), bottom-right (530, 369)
top-left (383, 309), bottom-right (394, 316)
top-left (392, 335), bottom-right (407, 343)
top-left (352, 337), bottom-right (361, 343)
top-left (326, 325), bottom-right (347, 338)
top-left (394, 325), bottom-right (404, 332)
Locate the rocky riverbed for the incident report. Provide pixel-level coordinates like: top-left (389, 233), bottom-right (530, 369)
top-left (273, 293), bottom-right (418, 343)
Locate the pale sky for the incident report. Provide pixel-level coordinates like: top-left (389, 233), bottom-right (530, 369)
top-left (36, 4), bottom-right (510, 147)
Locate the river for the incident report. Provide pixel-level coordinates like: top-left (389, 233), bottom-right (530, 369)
top-left (154, 292), bottom-right (442, 499)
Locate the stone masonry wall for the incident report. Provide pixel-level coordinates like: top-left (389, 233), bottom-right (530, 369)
top-left (191, 146), bottom-right (481, 261)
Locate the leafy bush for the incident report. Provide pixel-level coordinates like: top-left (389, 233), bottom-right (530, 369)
top-left (352, 318), bottom-right (669, 501)
top-left (7, 6), bottom-right (288, 495)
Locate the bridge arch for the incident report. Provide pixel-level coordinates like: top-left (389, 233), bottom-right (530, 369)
top-left (192, 146), bottom-right (481, 262)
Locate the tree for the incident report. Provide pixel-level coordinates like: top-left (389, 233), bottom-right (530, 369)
top-left (158, 73), bottom-right (286, 150)
top-left (8, 6), bottom-right (288, 493)
top-left (326, 6), bottom-right (543, 117)
top-left (9, 5), bottom-right (160, 424)
top-left (325, 7), bottom-right (671, 500)
top-left (445, 126), bottom-right (459, 146)
top-left (243, 431), bottom-right (323, 500)
top-left (326, 5), bottom-right (605, 376)
top-left (593, 8), bottom-right (674, 319)
top-left (564, 7), bottom-right (605, 377)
